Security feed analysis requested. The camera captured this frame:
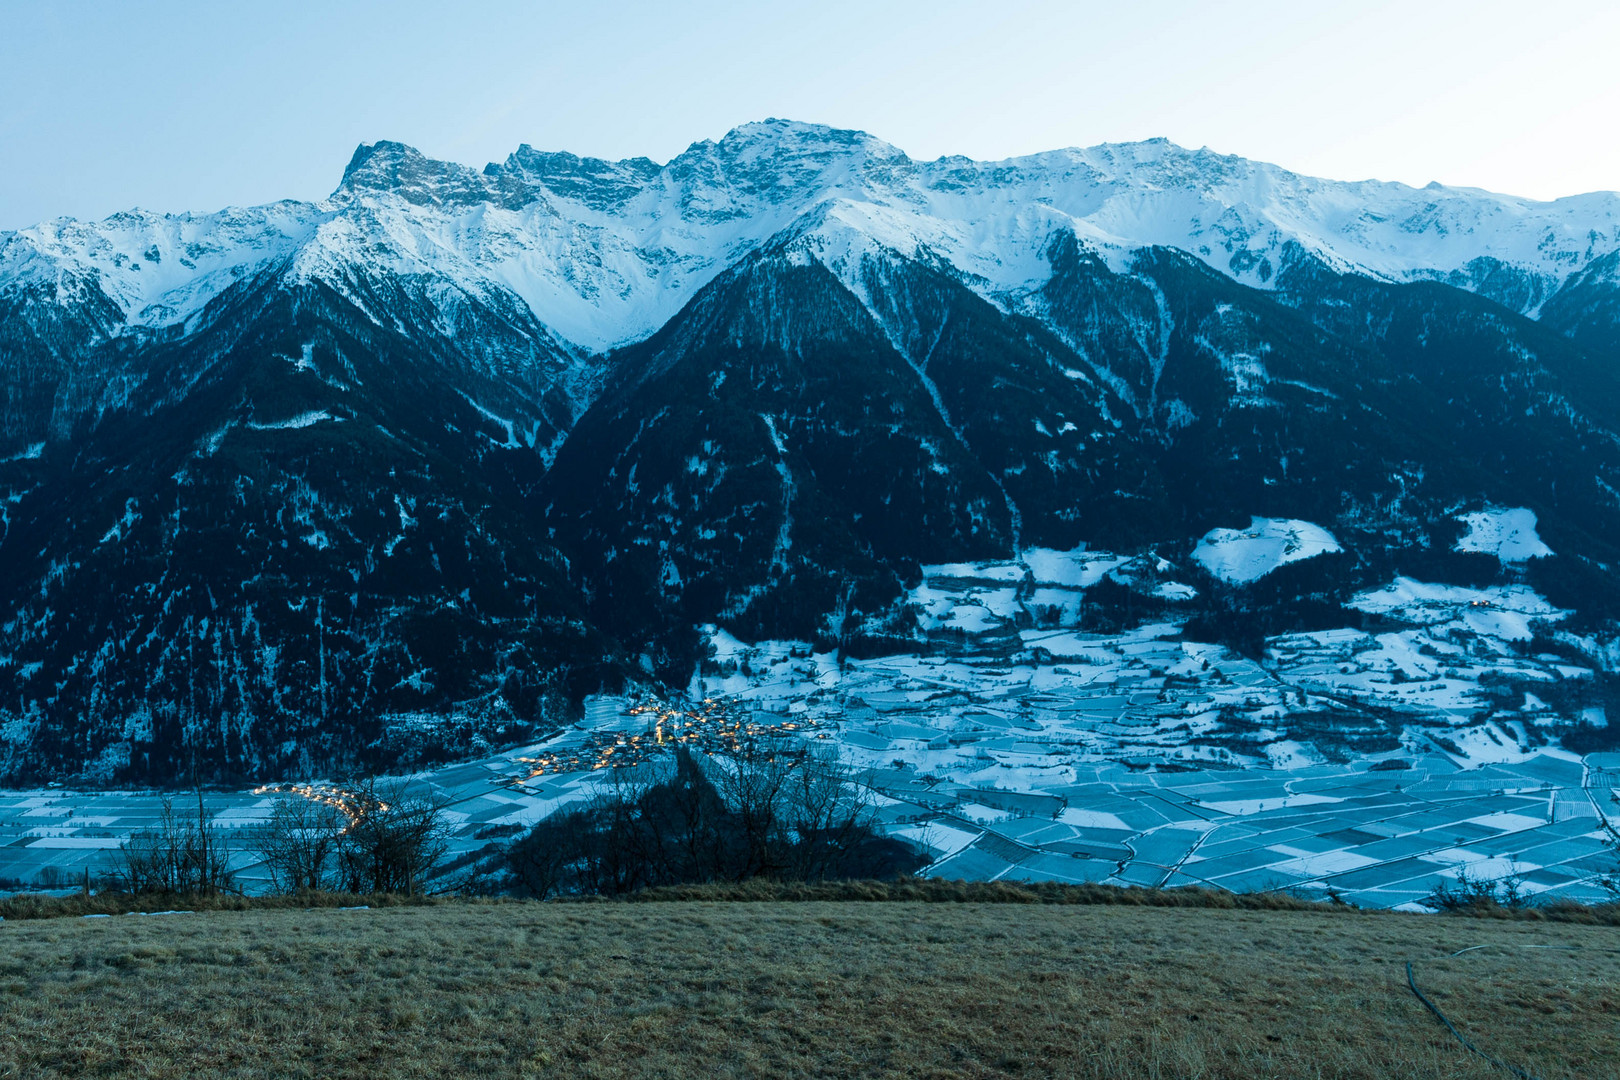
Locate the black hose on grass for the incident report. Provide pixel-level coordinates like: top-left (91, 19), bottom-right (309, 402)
top-left (1405, 961), bottom-right (1544, 1080)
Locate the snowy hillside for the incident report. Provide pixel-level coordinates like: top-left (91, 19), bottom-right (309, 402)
top-left (6, 120), bottom-right (1620, 355)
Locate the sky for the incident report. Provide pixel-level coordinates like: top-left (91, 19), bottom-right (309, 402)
top-left (2, 0), bottom-right (1617, 229)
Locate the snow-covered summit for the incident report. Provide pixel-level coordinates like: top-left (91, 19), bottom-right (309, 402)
top-left (6, 119), bottom-right (1620, 353)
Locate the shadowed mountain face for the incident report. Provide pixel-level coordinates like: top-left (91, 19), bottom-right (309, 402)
top-left (544, 236), bottom-right (1620, 669)
top-left (0, 273), bottom-right (615, 784)
top-left (5, 121), bottom-right (1620, 783)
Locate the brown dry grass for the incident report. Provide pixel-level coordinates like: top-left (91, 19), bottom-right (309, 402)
top-left (0, 901), bottom-right (1615, 1079)
top-left (6, 878), bottom-right (1616, 922)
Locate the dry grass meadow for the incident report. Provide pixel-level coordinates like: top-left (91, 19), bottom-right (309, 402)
top-left (1, 900), bottom-right (1616, 1079)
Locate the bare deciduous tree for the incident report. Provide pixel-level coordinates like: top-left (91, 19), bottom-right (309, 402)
top-left (116, 791), bottom-right (236, 896)
top-left (254, 778), bottom-right (453, 896)
top-left (705, 738), bottom-right (799, 880)
top-left (779, 745), bottom-right (876, 881)
top-left (333, 779), bottom-right (454, 896)
top-left (507, 809), bottom-right (583, 900)
top-left (255, 795), bottom-right (346, 892)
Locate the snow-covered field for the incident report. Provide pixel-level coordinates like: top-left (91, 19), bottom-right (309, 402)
top-left (1347, 575), bottom-right (1567, 642)
top-left (1454, 506), bottom-right (1554, 563)
top-left (8, 539), bottom-right (1612, 908)
top-left (687, 558), bottom-right (1597, 781)
top-left (1192, 518), bottom-right (1342, 583)
top-left (3, 733), bottom-right (1613, 912)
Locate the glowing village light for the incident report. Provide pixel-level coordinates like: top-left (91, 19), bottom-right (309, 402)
top-left (511, 695), bottom-right (823, 782)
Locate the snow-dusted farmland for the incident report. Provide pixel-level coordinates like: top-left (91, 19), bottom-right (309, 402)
top-left (2, 735), bottom-right (1614, 912)
top-left (4, 546), bottom-right (1616, 910)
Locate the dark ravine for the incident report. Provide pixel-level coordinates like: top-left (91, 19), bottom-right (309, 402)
top-left (4, 121), bottom-right (1620, 784)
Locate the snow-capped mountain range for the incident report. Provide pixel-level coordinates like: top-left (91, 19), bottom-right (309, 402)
top-left (5, 119), bottom-right (1620, 786)
top-left (7, 119), bottom-right (1619, 354)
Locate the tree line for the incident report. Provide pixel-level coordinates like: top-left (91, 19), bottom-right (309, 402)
top-left (507, 741), bottom-right (923, 898)
top-left (110, 778), bottom-right (454, 897)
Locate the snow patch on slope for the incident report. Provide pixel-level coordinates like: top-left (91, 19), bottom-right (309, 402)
top-left (247, 410), bottom-right (334, 431)
top-left (1192, 518), bottom-right (1341, 583)
top-left (1455, 507), bottom-right (1553, 562)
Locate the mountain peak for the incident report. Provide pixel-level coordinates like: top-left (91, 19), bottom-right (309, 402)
top-left (337, 139), bottom-right (495, 208)
top-left (653, 119), bottom-right (911, 209)
top-left (709, 118), bottom-right (906, 161)
top-left (340, 140), bottom-right (428, 186)
top-left (490, 145), bottom-right (660, 210)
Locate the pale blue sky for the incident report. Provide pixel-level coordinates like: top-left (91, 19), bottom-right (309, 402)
top-left (3, 0), bottom-right (1617, 229)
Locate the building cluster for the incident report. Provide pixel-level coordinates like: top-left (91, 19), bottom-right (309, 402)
top-left (513, 697), bottom-right (822, 780)
top-left (250, 782), bottom-right (387, 824)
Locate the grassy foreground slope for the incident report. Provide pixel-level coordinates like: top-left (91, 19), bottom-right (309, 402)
top-left (0, 902), bottom-right (1615, 1079)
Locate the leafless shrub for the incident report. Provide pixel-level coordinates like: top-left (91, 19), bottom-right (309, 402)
top-left (332, 780), bottom-right (453, 896)
top-left (114, 792), bottom-right (236, 897)
top-left (255, 795), bottom-right (347, 892)
top-left (1426, 866), bottom-right (1531, 914)
top-left (701, 739), bottom-right (883, 881)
